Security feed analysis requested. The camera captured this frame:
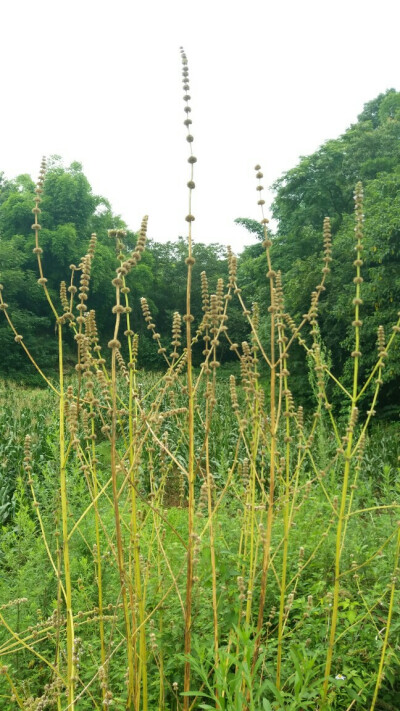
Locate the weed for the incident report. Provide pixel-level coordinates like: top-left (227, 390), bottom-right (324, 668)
top-left (0, 51), bottom-right (399, 711)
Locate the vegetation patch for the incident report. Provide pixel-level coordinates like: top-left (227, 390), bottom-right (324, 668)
top-left (0, 51), bottom-right (399, 711)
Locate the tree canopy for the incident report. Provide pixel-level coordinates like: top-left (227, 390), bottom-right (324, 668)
top-left (237, 88), bottom-right (400, 414)
top-left (1, 90), bottom-right (400, 415)
top-left (0, 159), bottom-right (238, 380)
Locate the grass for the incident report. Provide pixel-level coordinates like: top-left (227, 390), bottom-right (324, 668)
top-left (0, 372), bottom-right (399, 710)
top-left (0, 51), bottom-right (400, 711)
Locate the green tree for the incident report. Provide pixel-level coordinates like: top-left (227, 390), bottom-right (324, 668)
top-left (0, 159), bottom-right (129, 379)
top-left (0, 159), bottom-right (246, 378)
top-left (237, 89), bottom-right (400, 414)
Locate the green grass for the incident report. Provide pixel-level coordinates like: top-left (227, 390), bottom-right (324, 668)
top-left (0, 378), bottom-right (399, 710)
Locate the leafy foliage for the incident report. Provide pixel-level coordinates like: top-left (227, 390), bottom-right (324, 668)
top-left (237, 89), bottom-right (400, 414)
top-left (0, 159), bottom-right (244, 378)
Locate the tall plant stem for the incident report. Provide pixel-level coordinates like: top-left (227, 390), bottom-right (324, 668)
top-left (110, 317), bottom-right (135, 710)
top-left (111, 349), bottom-right (135, 709)
top-left (245, 373), bottom-right (260, 626)
top-left (183, 218), bottom-right (195, 708)
top-left (126, 324), bottom-right (148, 711)
top-left (322, 183), bottom-right (364, 706)
top-left (2, 669), bottom-right (24, 710)
top-left (58, 324), bottom-right (76, 710)
top-left (90, 417), bottom-right (106, 706)
top-left (56, 526), bottom-right (63, 711)
top-left (370, 526), bottom-right (400, 711)
top-left (206, 372), bottom-right (219, 667)
top-left (276, 371), bottom-right (290, 689)
top-left (182, 47), bottom-right (196, 708)
top-left (255, 238), bottom-right (276, 646)
top-left (322, 430), bottom-right (353, 708)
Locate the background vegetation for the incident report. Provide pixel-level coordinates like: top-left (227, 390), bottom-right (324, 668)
top-left (1, 89), bottom-right (400, 411)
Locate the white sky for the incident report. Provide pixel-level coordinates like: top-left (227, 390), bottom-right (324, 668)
top-left (1, 0), bottom-right (399, 252)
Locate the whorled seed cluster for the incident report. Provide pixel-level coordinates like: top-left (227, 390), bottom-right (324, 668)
top-left (254, 164), bottom-right (271, 248)
top-left (75, 252), bottom-right (94, 326)
top-left (115, 348), bottom-right (129, 381)
top-left (32, 158), bottom-right (47, 287)
top-left (170, 311), bottom-right (182, 359)
top-left (60, 281), bottom-right (69, 312)
top-left (110, 216), bottom-right (148, 281)
top-left (351, 182), bottom-right (364, 320)
top-left (377, 324), bottom-right (388, 360)
top-left (322, 217), bottom-right (332, 276)
top-left (200, 271), bottom-right (210, 317)
top-left (0, 283), bottom-right (8, 311)
top-left (23, 434), bottom-right (33, 485)
top-left (141, 298), bottom-right (156, 334)
top-left (227, 246), bottom-right (237, 290)
top-left (180, 47), bottom-right (197, 228)
top-left (354, 182), bottom-right (364, 241)
top-left (139, 297), bottom-right (164, 357)
top-left (229, 375), bottom-right (239, 412)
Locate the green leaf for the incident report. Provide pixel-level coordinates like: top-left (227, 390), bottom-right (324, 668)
top-left (346, 688), bottom-right (361, 701)
top-left (180, 691), bottom-right (214, 699)
top-left (263, 680), bottom-right (285, 708)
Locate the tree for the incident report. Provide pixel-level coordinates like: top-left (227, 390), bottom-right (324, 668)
top-left (0, 159), bottom-right (130, 379)
top-left (0, 159), bottom-right (245, 378)
top-left (237, 90), bottom-right (400, 414)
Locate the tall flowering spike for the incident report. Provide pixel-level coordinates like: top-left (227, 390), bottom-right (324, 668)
top-left (132, 333), bottom-right (139, 361)
top-left (181, 47), bottom-right (196, 230)
top-left (274, 271), bottom-right (284, 314)
top-left (125, 216), bottom-right (148, 270)
top-left (349, 406), bottom-right (359, 431)
top-left (377, 325), bottom-right (388, 359)
top-left (351, 182), bottom-right (364, 354)
top-left (322, 217), bottom-right (332, 275)
top-left (88, 233), bottom-right (97, 259)
top-left (23, 435), bottom-right (32, 475)
top-left (37, 157), bottom-right (47, 191)
top-left (200, 271), bottom-right (209, 314)
top-left (229, 375), bottom-right (239, 412)
top-left (297, 405), bottom-right (304, 430)
top-left (354, 181), bottom-right (364, 241)
top-left (227, 246), bottom-right (237, 288)
top-left (140, 297), bottom-right (154, 328)
top-left (210, 294), bottom-right (218, 327)
top-left (171, 311), bottom-right (182, 351)
top-left (115, 348), bottom-right (129, 381)
top-left (60, 282), bottom-right (69, 313)
top-left (180, 47), bottom-right (197, 705)
top-left (353, 184), bottom-right (364, 285)
top-left (216, 278), bottom-right (224, 314)
top-left (32, 159), bottom-right (47, 233)
top-left (254, 164), bottom-right (271, 247)
top-left (138, 215), bottom-right (148, 251)
top-left (251, 302), bottom-right (260, 331)
top-left (32, 157), bottom-right (54, 297)
top-left (32, 158), bottom-right (46, 243)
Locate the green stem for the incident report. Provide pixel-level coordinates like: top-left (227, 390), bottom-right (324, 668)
top-left (58, 324), bottom-right (76, 710)
top-left (370, 526), bottom-right (400, 710)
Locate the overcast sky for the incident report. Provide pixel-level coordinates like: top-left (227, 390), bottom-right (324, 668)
top-left (1, 0), bottom-right (399, 252)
